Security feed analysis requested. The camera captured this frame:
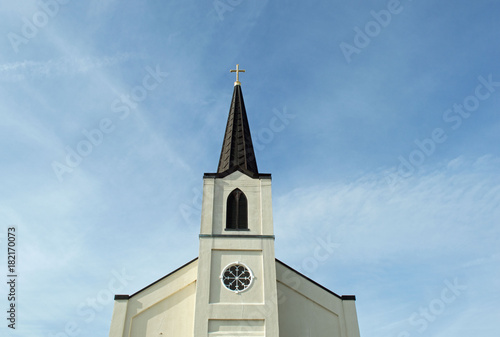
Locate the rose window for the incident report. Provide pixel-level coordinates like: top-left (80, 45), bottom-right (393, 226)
top-left (221, 263), bottom-right (253, 293)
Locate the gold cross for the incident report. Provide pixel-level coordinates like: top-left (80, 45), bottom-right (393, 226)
top-left (230, 64), bottom-right (245, 86)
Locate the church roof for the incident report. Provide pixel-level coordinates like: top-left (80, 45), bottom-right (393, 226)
top-left (114, 258), bottom-right (356, 301)
top-left (114, 257), bottom-right (198, 300)
top-left (276, 259), bottom-right (356, 301)
top-left (216, 83), bottom-right (259, 177)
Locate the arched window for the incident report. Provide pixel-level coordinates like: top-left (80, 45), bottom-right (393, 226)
top-left (226, 189), bottom-right (248, 230)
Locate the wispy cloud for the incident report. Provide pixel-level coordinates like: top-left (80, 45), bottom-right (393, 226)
top-left (0, 53), bottom-right (133, 81)
top-left (275, 155), bottom-right (500, 263)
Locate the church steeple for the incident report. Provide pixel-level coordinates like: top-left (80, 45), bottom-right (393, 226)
top-left (216, 65), bottom-right (259, 177)
top-left (109, 64), bottom-right (360, 337)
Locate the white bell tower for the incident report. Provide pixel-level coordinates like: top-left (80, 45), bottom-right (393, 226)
top-left (193, 65), bottom-right (280, 336)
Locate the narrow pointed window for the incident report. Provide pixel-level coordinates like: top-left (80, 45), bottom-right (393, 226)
top-left (226, 189), bottom-right (248, 230)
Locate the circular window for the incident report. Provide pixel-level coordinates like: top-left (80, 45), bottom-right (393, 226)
top-left (220, 262), bottom-right (253, 293)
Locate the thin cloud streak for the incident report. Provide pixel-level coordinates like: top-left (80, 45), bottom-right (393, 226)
top-left (0, 53), bottom-right (133, 81)
top-left (275, 155), bottom-right (500, 263)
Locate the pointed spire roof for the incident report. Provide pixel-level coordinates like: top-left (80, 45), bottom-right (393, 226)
top-left (216, 81), bottom-right (259, 177)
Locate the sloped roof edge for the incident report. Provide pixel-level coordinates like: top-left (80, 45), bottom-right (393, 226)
top-left (276, 258), bottom-right (356, 301)
top-left (114, 257), bottom-right (198, 300)
top-left (114, 257), bottom-right (356, 301)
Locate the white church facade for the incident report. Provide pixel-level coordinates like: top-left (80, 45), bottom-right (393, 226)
top-left (108, 66), bottom-right (361, 337)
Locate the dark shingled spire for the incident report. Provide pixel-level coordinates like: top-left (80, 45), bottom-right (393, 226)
top-left (217, 83), bottom-right (259, 177)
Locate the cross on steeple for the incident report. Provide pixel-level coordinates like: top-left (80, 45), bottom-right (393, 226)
top-left (230, 64), bottom-right (245, 86)
top-left (217, 66), bottom-right (258, 177)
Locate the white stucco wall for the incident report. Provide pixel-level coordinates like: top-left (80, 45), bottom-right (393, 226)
top-left (209, 249), bottom-right (264, 304)
top-left (200, 171), bottom-right (274, 236)
top-left (109, 258), bottom-right (361, 337)
top-left (276, 261), bottom-right (360, 337)
top-left (109, 169), bottom-right (361, 337)
top-left (194, 171), bottom-right (280, 336)
top-left (129, 282), bottom-right (196, 336)
top-left (109, 259), bottom-right (198, 337)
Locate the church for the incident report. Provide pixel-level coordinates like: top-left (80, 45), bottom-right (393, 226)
top-left (108, 65), bottom-right (361, 337)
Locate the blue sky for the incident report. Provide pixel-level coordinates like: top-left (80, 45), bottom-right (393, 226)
top-left (0, 0), bottom-right (499, 336)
